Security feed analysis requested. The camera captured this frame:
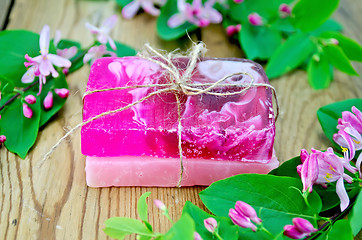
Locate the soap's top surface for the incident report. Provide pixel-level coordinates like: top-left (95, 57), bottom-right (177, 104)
top-left (82, 57), bottom-right (275, 162)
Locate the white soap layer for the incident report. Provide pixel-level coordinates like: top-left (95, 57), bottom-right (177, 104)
top-left (85, 154), bottom-right (279, 187)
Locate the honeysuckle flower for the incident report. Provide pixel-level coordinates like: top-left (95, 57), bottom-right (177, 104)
top-left (226, 24), bottom-right (241, 36)
top-left (54, 88), bottom-right (69, 98)
top-left (248, 13), bottom-right (263, 26)
top-left (229, 201), bottom-right (260, 232)
top-left (23, 103), bottom-right (33, 119)
top-left (356, 153), bottom-right (362, 178)
top-left (204, 217), bottom-right (217, 233)
top-left (85, 15), bottom-right (118, 50)
top-left (43, 91), bottom-right (53, 110)
top-left (57, 47), bottom-right (77, 60)
top-left (234, 0), bottom-right (244, 3)
top-left (194, 232), bottom-right (203, 240)
top-left (53, 30), bottom-right (62, 47)
top-left (283, 218), bottom-right (317, 239)
top-left (21, 25), bottom-right (71, 95)
top-left (279, 3), bottom-right (291, 18)
top-left (297, 150), bottom-right (318, 193)
top-left (122, 0), bottom-right (167, 19)
top-left (167, 0), bottom-right (222, 28)
top-left (24, 95), bottom-right (37, 104)
top-left (83, 45), bottom-right (117, 65)
top-left (334, 106), bottom-right (362, 151)
top-left (154, 199), bottom-right (167, 211)
top-left (299, 148), bottom-right (353, 211)
top-left (0, 135), bottom-right (6, 143)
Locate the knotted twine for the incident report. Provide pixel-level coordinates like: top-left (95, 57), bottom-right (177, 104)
top-left (40, 42), bottom-right (279, 187)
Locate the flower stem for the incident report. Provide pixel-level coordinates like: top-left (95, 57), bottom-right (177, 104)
top-left (214, 231), bottom-right (223, 240)
top-left (259, 226), bottom-right (275, 239)
top-left (0, 81), bottom-right (38, 112)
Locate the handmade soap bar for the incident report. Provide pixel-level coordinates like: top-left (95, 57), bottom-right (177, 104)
top-left (81, 57), bottom-right (279, 187)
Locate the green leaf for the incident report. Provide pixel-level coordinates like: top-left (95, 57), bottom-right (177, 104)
top-left (240, 24), bottom-right (282, 60)
top-left (266, 32), bottom-right (315, 78)
top-left (0, 75), bottom-right (15, 94)
top-left (57, 39), bottom-right (81, 49)
top-left (315, 182), bottom-right (360, 212)
top-left (320, 31), bottom-right (362, 62)
top-left (317, 99), bottom-right (362, 145)
top-left (292, 0), bottom-right (340, 32)
top-left (30, 73), bottom-right (68, 127)
top-left (199, 174), bottom-right (321, 235)
top-left (268, 156), bottom-right (301, 178)
top-left (104, 217), bottom-right (154, 240)
top-left (156, 0), bottom-right (197, 40)
top-left (0, 30), bottom-right (56, 87)
top-left (163, 213), bottom-right (195, 240)
top-left (107, 41), bottom-right (137, 57)
top-left (349, 189), bottom-right (362, 236)
top-left (0, 92), bottom-right (41, 158)
top-left (323, 44), bottom-right (359, 76)
top-left (137, 192), bottom-right (153, 232)
top-left (310, 19), bottom-right (343, 36)
top-left (307, 54), bottom-right (332, 90)
top-left (115, 0), bottom-right (132, 8)
top-left (182, 201), bottom-right (239, 240)
top-left (327, 219), bottom-right (353, 240)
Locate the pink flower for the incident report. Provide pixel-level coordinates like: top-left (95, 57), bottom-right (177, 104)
top-left (43, 91), bottom-right (53, 110)
top-left (0, 135), bottom-right (6, 143)
top-left (204, 217), bottom-right (217, 233)
top-left (24, 95), bottom-right (37, 104)
top-left (233, 0), bottom-right (244, 3)
top-left (83, 45), bottom-right (117, 65)
top-left (297, 150), bottom-right (318, 193)
top-left (85, 15), bottom-right (118, 50)
top-left (194, 232), bottom-right (203, 240)
top-left (122, 0), bottom-right (167, 19)
top-left (248, 13), bottom-right (263, 26)
top-left (283, 218), bottom-right (317, 239)
top-left (57, 46), bottom-right (77, 60)
top-left (54, 88), bottom-right (69, 98)
top-left (298, 148), bottom-right (353, 211)
top-left (168, 0), bottom-right (222, 28)
top-left (279, 3), bottom-right (291, 18)
top-left (23, 103), bottom-right (33, 119)
top-left (228, 201), bottom-right (261, 232)
top-left (154, 199), bottom-right (167, 211)
top-left (21, 25), bottom-right (71, 95)
top-left (226, 24), bottom-right (241, 36)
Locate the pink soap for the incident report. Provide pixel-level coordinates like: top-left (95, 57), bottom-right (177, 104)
top-left (81, 57), bottom-right (279, 187)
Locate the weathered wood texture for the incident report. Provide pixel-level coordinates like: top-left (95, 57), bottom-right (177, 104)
top-left (0, 0), bottom-right (361, 239)
top-left (0, 0), bottom-right (12, 29)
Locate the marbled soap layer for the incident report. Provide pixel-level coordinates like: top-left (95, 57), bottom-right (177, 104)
top-left (81, 57), bottom-right (275, 163)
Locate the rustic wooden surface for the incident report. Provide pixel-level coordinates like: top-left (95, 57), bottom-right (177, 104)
top-left (0, 0), bottom-right (361, 239)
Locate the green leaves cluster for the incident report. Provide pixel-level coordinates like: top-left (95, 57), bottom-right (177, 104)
top-left (0, 29), bottom-right (136, 158)
top-left (117, 0), bottom-right (362, 90)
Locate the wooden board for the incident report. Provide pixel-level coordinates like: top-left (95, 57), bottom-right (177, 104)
top-left (0, 0), bottom-right (361, 239)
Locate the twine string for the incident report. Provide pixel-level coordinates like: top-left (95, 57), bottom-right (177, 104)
top-left (40, 42), bottom-right (279, 188)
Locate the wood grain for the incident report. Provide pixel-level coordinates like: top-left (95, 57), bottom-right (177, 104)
top-left (0, 0), bottom-right (12, 29)
top-left (0, 0), bottom-right (361, 239)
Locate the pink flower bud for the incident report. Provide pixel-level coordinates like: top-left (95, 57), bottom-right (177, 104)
top-left (233, 0), bottom-right (244, 3)
top-left (23, 103), bottom-right (33, 119)
top-left (283, 225), bottom-right (306, 239)
top-left (43, 91), bottom-right (53, 110)
top-left (235, 201), bottom-right (262, 224)
top-left (204, 217), bottom-right (218, 233)
top-left (194, 232), bottom-right (203, 240)
top-left (330, 38), bottom-right (339, 45)
top-left (154, 199), bottom-right (167, 211)
top-left (63, 68), bottom-right (69, 75)
top-left (293, 218), bottom-right (317, 234)
top-left (0, 135), bottom-right (6, 143)
top-left (279, 3), bottom-right (291, 18)
top-left (248, 13), bottom-right (263, 26)
top-left (54, 88), bottom-right (69, 98)
top-left (24, 94), bottom-right (37, 104)
top-left (226, 24), bottom-right (242, 36)
top-left (229, 209), bottom-right (257, 232)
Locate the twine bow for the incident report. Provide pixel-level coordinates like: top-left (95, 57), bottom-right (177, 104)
top-left (40, 42), bottom-right (279, 187)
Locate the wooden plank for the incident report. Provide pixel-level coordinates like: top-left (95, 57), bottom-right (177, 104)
top-left (0, 0), bottom-right (11, 29)
top-left (0, 0), bottom-right (361, 239)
